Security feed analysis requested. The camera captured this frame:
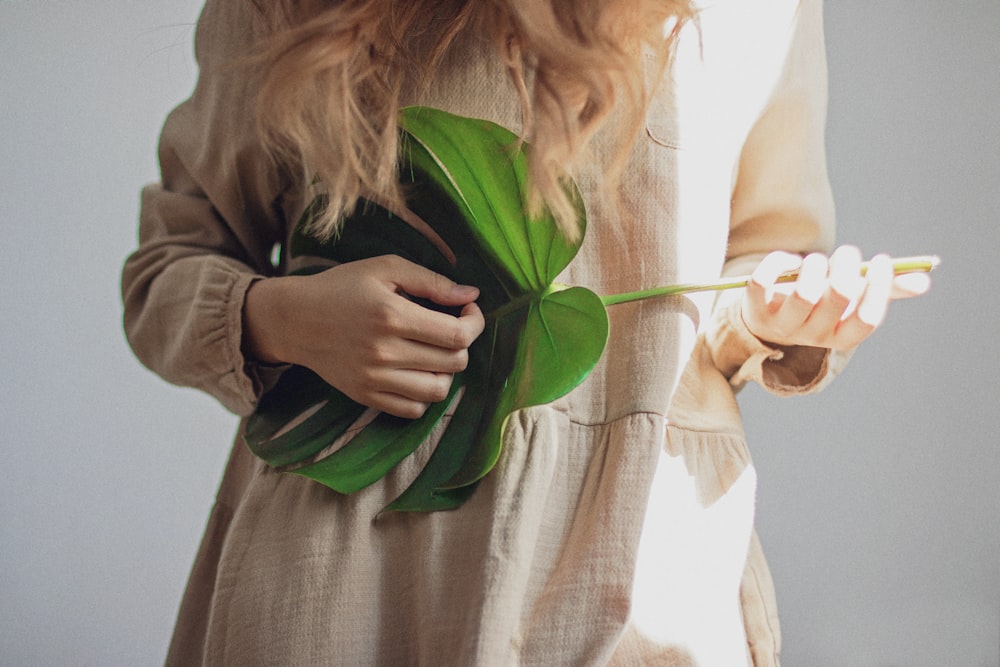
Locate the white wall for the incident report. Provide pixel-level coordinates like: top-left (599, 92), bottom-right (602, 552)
top-left (743, 2), bottom-right (1000, 665)
top-left (1, 2), bottom-right (996, 665)
top-left (2, 4), bottom-right (233, 665)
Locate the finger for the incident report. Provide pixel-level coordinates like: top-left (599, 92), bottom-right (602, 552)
top-left (377, 338), bottom-right (470, 373)
top-left (795, 248), bottom-right (863, 340)
top-left (765, 253), bottom-right (828, 337)
top-left (744, 252), bottom-right (803, 337)
top-left (364, 369), bottom-right (454, 407)
top-left (854, 254), bottom-right (893, 328)
top-left (395, 298), bottom-right (485, 351)
top-left (890, 271), bottom-right (932, 299)
top-left (832, 253), bottom-right (892, 349)
top-left (828, 245), bottom-right (867, 306)
top-left (383, 255), bottom-right (480, 306)
top-left (748, 251), bottom-right (805, 307)
top-left (790, 252), bottom-right (830, 304)
top-left (458, 301), bottom-right (486, 338)
top-left (368, 394), bottom-right (431, 420)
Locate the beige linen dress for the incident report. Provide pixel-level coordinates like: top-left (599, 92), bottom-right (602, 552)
top-left (122, 0), bottom-right (844, 664)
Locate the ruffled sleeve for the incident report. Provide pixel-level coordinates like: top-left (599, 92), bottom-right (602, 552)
top-left (121, 0), bottom-right (289, 416)
top-left (706, 0), bottom-right (850, 396)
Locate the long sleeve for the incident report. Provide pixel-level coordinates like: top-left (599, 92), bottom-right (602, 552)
top-left (704, 0), bottom-right (849, 396)
top-left (121, 0), bottom-right (289, 416)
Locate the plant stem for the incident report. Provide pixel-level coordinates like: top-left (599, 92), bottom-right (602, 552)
top-left (600, 254), bottom-right (940, 307)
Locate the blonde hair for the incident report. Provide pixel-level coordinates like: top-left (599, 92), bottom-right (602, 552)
top-left (250, 0), bottom-right (691, 239)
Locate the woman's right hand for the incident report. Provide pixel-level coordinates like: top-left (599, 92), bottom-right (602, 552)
top-left (243, 255), bottom-right (485, 419)
top-left (741, 245), bottom-right (931, 352)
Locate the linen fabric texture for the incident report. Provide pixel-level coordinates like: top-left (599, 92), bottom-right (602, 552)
top-left (121, 0), bottom-right (844, 664)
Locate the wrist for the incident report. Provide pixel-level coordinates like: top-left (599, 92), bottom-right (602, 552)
top-left (242, 276), bottom-right (294, 365)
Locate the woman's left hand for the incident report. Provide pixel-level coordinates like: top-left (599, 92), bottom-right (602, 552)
top-left (741, 245), bottom-right (931, 351)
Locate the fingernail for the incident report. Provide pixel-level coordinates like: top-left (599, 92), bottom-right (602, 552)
top-left (452, 284), bottom-right (479, 299)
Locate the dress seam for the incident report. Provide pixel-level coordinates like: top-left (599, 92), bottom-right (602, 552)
top-left (557, 409), bottom-right (668, 429)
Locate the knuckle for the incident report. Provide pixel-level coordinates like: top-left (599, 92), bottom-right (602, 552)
top-left (429, 376), bottom-right (453, 402)
top-left (470, 311), bottom-right (487, 335)
top-left (452, 320), bottom-right (481, 349)
top-left (432, 271), bottom-right (454, 295)
top-left (452, 349), bottom-right (470, 372)
top-left (374, 302), bottom-right (405, 335)
top-left (368, 344), bottom-right (392, 365)
top-left (368, 338), bottom-right (403, 367)
top-left (386, 403), bottom-right (413, 419)
top-left (451, 327), bottom-right (472, 350)
top-left (381, 254), bottom-right (405, 271)
top-left (404, 402), bottom-right (429, 419)
top-left (355, 370), bottom-right (379, 393)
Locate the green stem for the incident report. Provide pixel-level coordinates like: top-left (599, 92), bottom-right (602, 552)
top-left (601, 255), bottom-right (939, 307)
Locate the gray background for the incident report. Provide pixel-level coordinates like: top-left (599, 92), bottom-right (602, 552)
top-left (1, 1), bottom-right (997, 665)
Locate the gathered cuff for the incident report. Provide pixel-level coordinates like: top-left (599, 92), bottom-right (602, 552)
top-left (222, 273), bottom-right (294, 416)
top-left (187, 265), bottom-right (287, 417)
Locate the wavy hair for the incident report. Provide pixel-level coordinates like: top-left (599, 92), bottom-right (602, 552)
top-left (250, 0), bottom-right (692, 239)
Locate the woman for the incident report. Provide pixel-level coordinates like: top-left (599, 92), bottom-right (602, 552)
top-left (122, 0), bottom-right (928, 664)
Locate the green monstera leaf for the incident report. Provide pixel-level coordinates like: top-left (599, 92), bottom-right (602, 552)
top-left (243, 106), bottom-right (941, 515)
top-left (245, 106), bottom-right (609, 513)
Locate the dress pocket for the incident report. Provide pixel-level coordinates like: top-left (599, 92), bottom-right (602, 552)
top-left (644, 51), bottom-right (684, 151)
